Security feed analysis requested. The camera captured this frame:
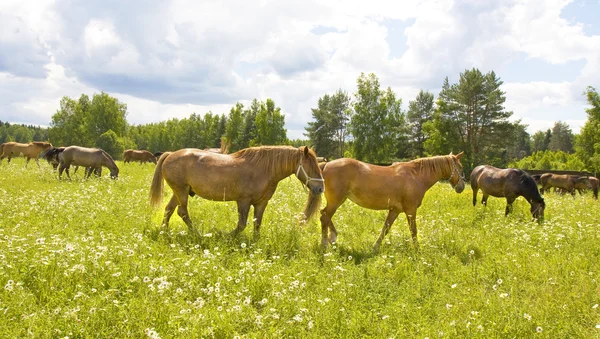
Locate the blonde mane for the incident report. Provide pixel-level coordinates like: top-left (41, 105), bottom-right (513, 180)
top-left (232, 146), bottom-right (312, 176)
top-left (410, 155), bottom-right (453, 178)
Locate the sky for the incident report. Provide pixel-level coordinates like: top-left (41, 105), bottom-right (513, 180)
top-left (1, 0), bottom-right (599, 140)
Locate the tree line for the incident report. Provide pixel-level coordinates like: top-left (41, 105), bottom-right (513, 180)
top-left (306, 70), bottom-right (600, 173)
top-left (4, 69), bottom-right (599, 173)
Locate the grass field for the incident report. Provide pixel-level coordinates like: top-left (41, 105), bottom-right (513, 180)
top-left (0, 159), bottom-right (599, 338)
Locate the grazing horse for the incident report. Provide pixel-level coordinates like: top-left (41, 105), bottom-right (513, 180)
top-left (149, 146), bottom-right (324, 237)
top-left (153, 152), bottom-right (164, 159)
top-left (123, 149), bottom-right (157, 164)
top-left (539, 174), bottom-right (591, 196)
top-left (318, 152), bottom-right (466, 251)
top-left (0, 141), bottom-right (53, 168)
top-left (470, 165), bottom-right (545, 221)
top-left (316, 156), bottom-right (328, 163)
top-left (59, 146), bottom-right (119, 179)
top-left (43, 147), bottom-right (101, 176)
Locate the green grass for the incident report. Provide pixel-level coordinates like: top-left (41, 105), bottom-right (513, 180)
top-left (1, 158), bottom-right (599, 338)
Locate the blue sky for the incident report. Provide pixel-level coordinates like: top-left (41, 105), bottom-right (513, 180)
top-left (1, 0), bottom-right (599, 140)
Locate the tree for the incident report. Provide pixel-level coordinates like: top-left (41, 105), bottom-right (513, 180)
top-left (304, 90), bottom-right (352, 159)
top-left (425, 69), bottom-right (513, 170)
top-left (575, 86), bottom-right (600, 172)
top-left (350, 73), bottom-right (407, 163)
top-left (225, 103), bottom-right (245, 152)
top-left (548, 121), bottom-right (574, 153)
top-left (407, 90), bottom-right (434, 158)
top-left (531, 130), bottom-right (550, 153)
top-left (252, 99), bottom-right (287, 146)
top-left (97, 129), bottom-right (123, 160)
top-left (241, 99), bottom-right (260, 148)
top-left (87, 92), bottom-right (128, 144)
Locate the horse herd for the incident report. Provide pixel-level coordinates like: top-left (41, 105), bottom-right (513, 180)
top-left (1, 141), bottom-right (599, 250)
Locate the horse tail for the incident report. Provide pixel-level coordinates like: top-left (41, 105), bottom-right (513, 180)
top-left (0, 143), bottom-right (4, 159)
top-left (150, 152), bottom-right (171, 208)
top-left (303, 192), bottom-right (322, 221)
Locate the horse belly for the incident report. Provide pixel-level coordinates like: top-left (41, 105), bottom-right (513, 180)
top-left (347, 183), bottom-right (403, 211)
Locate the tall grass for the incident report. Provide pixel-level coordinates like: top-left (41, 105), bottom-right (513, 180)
top-left (0, 159), bottom-right (599, 338)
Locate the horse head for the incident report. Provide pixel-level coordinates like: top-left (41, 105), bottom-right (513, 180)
top-left (530, 198), bottom-right (545, 222)
top-left (296, 146), bottom-right (324, 196)
top-left (448, 152), bottom-right (466, 193)
top-left (110, 167), bottom-right (119, 179)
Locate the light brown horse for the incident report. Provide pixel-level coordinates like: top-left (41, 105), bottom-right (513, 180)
top-left (0, 141), bottom-right (53, 168)
top-left (574, 176), bottom-right (598, 199)
top-left (470, 165), bottom-right (545, 221)
top-left (123, 149), bottom-right (157, 164)
top-left (58, 146), bottom-right (119, 179)
top-left (539, 174), bottom-right (591, 196)
top-left (150, 146), bottom-right (324, 237)
top-left (318, 152), bottom-right (465, 251)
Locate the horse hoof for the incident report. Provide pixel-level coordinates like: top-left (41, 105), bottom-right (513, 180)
top-left (328, 233), bottom-right (337, 244)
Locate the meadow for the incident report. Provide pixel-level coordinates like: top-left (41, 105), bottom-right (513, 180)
top-left (0, 159), bottom-right (599, 338)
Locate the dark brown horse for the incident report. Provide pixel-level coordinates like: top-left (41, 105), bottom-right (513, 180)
top-left (318, 152), bottom-right (465, 251)
top-left (588, 177), bottom-right (599, 199)
top-left (0, 141), bottom-right (53, 168)
top-left (470, 165), bottom-right (545, 221)
top-left (149, 146), bottom-right (324, 237)
top-left (59, 146), bottom-right (119, 179)
top-left (539, 173), bottom-right (590, 196)
top-left (123, 149), bottom-right (157, 164)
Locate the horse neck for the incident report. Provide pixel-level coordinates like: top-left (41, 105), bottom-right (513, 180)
top-left (239, 147), bottom-right (299, 183)
top-left (414, 156), bottom-right (453, 189)
top-left (100, 152), bottom-right (116, 170)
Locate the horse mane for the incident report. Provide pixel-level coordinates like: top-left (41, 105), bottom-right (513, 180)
top-left (517, 170), bottom-right (544, 203)
top-left (32, 141), bottom-right (51, 146)
top-left (409, 155), bottom-right (453, 178)
top-left (231, 146), bottom-right (314, 176)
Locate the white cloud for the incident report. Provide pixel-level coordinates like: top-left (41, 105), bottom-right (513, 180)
top-left (0, 0), bottom-right (598, 140)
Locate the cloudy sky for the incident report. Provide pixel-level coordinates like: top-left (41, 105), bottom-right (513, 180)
top-left (1, 0), bottom-right (599, 139)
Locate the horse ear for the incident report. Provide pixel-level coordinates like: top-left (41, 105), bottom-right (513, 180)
top-left (455, 151), bottom-right (464, 159)
top-left (303, 146), bottom-right (309, 156)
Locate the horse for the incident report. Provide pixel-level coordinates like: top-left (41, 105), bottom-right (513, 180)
top-left (470, 165), bottom-right (545, 221)
top-left (574, 176), bottom-right (598, 199)
top-left (0, 141), bottom-right (53, 168)
top-left (149, 146), bottom-right (324, 237)
top-left (317, 152), bottom-right (465, 251)
top-left (588, 177), bottom-right (599, 199)
top-left (316, 156), bottom-right (328, 163)
top-left (123, 149), bottom-right (157, 164)
top-left (43, 147), bottom-right (101, 176)
top-left (58, 146), bottom-right (119, 179)
top-left (539, 174), bottom-right (591, 196)
top-left (153, 152), bottom-right (164, 159)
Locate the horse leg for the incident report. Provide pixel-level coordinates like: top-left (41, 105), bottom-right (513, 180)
top-left (252, 201), bottom-right (269, 236)
top-left (472, 187), bottom-right (478, 206)
top-left (481, 193), bottom-right (489, 206)
top-left (25, 157), bottom-right (31, 168)
top-left (35, 157), bottom-right (41, 168)
top-left (231, 200), bottom-right (251, 236)
top-left (404, 207), bottom-right (419, 249)
top-left (160, 195), bottom-right (179, 229)
top-left (505, 197), bottom-right (515, 216)
top-left (174, 190), bottom-right (199, 237)
top-left (319, 198), bottom-right (345, 247)
top-left (373, 209), bottom-right (400, 252)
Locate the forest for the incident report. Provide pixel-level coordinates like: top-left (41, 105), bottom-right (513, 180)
top-left (3, 68), bottom-right (599, 173)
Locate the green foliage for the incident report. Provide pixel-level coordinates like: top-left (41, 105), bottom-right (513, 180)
top-left (351, 73), bottom-right (408, 163)
top-left (426, 70), bottom-right (521, 171)
top-left (252, 99), bottom-right (287, 146)
top-left (407, 90), bottom-right (435, 158)
top-left (531, 130), bottom-right (550, 153)
top-left (225, 103), bottom-right (245, 152)
top-left (575, 86), bottom-right (600, 172)
top-left (96, 129), bottom-right (124, 160)
top-left (305, 90), bottom-right (352, 159)
top-left (548, 121), bottom-right (574, 153)
top-left (0, 121), bottom-right (48, 143)
top-left (509, 150), bottom-right (586, 170)
top-left (1, 161), bottom-right (599, 337)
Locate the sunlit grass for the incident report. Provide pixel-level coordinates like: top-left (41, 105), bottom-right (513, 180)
top-left (0, 158), bottom-right (599, 338)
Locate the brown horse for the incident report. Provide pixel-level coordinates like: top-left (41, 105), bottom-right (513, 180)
top-left (0, 141), bottom-right (53, 168)
top-left (539, 174), bottom-right (591, 196)
top-left (149, 146), bottom-right (324, 237)
top-left (43, 147), bottom-right (101, 176)
top-left (59, 146), bottom-right (119, 179)
top-left (123, 149), bottom-right (157, 164)
top-left (588, 177), bottom-right (599, 199)
top-left (318, 152), bottom-right (465, 251)
top-left (470, 165), bottom-right (545, 221)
